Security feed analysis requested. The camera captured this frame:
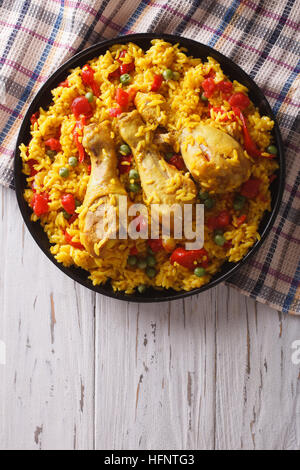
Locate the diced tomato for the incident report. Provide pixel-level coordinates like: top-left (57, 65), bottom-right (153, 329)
top-left (117, 50), bottom-right (127, 63)
top-left (68, 213), bottom-right (78, 225)
top-left (127, 87), bottom-right (137, 103)
top-left (27, 159), bottom-right (38, 177)
top-left (217, 210), bottom-right (231, 227)
top-left (109, 107), bottom-right (122, 117)
top-left (236, 214), bottom-right (247, 226)
top-left (240, 178), bottom-right (261, 199)
top-left (130, 246), bottom-right (138, 256)
top-left (64, 231), bottom-right (84, 250)
top-left (30, 112), bottom-right (39, 126)
top-left (206, 211), bottom-right (231, 230)
top-left (82, 64), bottom-right (100, 97)
top-left (58, 79), bottom-right (69, 88)
top-left (151, 74), bottom-right (163, 92)
top-left (147, 239), bottom-right (163, 253)
top-left (233, 107), bottom-right (261, 158)
top-left (31, 192), bottom-right (49, 217)
top-left (169, 154), bottom-right (185, 171)
top-left (116, 88), bottom-right (129, 108)
top-left (202, 77), bottom-right (216, 98)
top-left (73, 116), bottom-right (87, 162)
top-left (108, 68), bottom-right (121, 80)
top-left (61, 194), bottom-right (75, 214)
top-left (118, 155), bottom-right (132, 174)
top-left (228, 92), bottom-right (250, 110)
top-left (135, 216), bottom-right (148, 233)
top-left (71, 96), bottom-right (93, 119)
top-left (120, 62), bottom-right (135, 74)
top-left (45, 137), bottom-right (61, 152)
top-left (170, 247), bottom-right (209, 270)
top-left (217, 80), bottom-right (233, 93)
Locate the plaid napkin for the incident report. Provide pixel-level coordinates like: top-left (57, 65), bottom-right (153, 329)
top-left (0, 0), bottom-right (299, 314)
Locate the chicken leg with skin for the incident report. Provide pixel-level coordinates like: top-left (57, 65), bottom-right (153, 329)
top-left (119, 111), bottom-right (197, 225)
top-left (180, 123), bottom-right (251, 193)
top-left (80, 121), bottom-right (127, 257)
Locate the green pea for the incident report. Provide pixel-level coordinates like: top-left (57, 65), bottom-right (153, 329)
top-left (75, 200), bottom-right (81, 208)
top-left (165, 152), bottom-right (173, 161)
top-left (173, 71), bottom-right (180, 80)
top-left (146, 255), bottom-right (156, 267)
top-left (146, 267), bottom-right (156, 279)
top-left (62, 210), bottom-right (71, 220)
top-left (233, 194), bottom-right (246, 211)
top-left (214, 229), bottom-right (224, 236)
top-left (163, 69), bottom-right (173, 80)
top-left (46, 149), bottom-right (56, 160)
top-left (68, 156), bottom-right (78, 167)
top-left (200, 92), bottom-right (208, 102)
top-left (194, 267), bottom-right (206, 277)
top-left (267, 144), bottom-right (277, 155)
top-left (120, 73), bottom-right (131, 85)
top-left (199, 190), bottom-right (209, 201)
top-left (137, 258), bottom-right (147, 270)
top-left (85, 92), bottom-right (94, 102)
top-left (128, 255), bottom-right (137, 267)
top-left (119, 144), bottom-right (131, 155)
top-left (204, 197), bottom-right (215, 209)
top-left (214, 233), bottom-right (226, 246)
top-left (128, 182), bottom-right (140, 193)
top-left (59, 167), bottom-right (69, 178)
top-left (137, 284), bottom-right (147, 294)
top-left (129, 169), bottom-right (139, 180)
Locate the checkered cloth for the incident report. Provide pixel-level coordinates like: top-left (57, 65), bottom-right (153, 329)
top-left (0, 0), bottom-right (299, 314)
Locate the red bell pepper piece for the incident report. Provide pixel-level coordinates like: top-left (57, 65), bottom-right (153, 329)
top-left (151, 74), bottom-right (163, 92)
top-left (170, 247), bottom-right (209, 270)
top-left (228, 92), bottom-right (250, 110)
top-left (30, 111), bottom-right (39, 126)
top-left (61, 194), bottom-right (76, 214)
top-left (236, 214), bottom-right (247, 226)
top-left (31, 192), bottom-right (49, 217)
top-left (73, 116), bottom-right (87, 163)
top-left (81, 64), bottom-right (100, 97)
top-left (201, 77), bottom-right (216, 98)
top-left (27, 159), bottom-right (38, 177)
top-left (240, 178), bottom-right (261, 199)
top-left (58, 79), bottom-right (69, 88)
top-left (120, 62), bottom-right (135, 74)
top-left (147, 239), bottom-right (163, 253)
top-left (45, 137), bottom-right (61, 152)
top-left (169, 154), bottom-right (185, 171)
top-left (116, 88), bottom-right (129, 108)
top-left (64, 231), bottom-right (84, 250)
top-left (233, 107), bottom-right (261, 158)
top-left (217, 80), bottom-right (233, 93)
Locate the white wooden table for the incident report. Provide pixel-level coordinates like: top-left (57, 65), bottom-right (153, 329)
top-left (0, 185), bottom-right (299, 450)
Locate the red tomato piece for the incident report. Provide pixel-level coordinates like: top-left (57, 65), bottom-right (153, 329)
top-left (240, 178), bottom-right (261, 199)
top-left (202, 77), bottom-right (216, 98)
top-left (120, 62), bottom-right (135, 74)
top-left (217, 80), bottom-right (233, 93)
top-left (71, 96), bottom-right (93, 119)
top-left (32, 193), bottom-right (49, 217)
top-left (108, 68), bottom-right (121, 80)
top-left (27, 159), bottom-right (38, 177)
top-left (170, 247), bottom-right (209, 270)
top-left (130, 246), bottom-right (139, 256)
top-left (61, 194), bottom-right (76, 214)
top-left (169, 154), bottom-right (185, 171)
top-left (217, 210), bottom-right (231, 227)
top-left (109, 107), bottom-right (122, 117)
top-left (236, 214), bottom-right (247, 226)
top-left (228, 92), bottom-right (250, 110)
top-left (45, 138), bottom-right (61, 152)
top-left (58, 79), bottom-right (69, 88)
top-left (30, 112), bottom-right (39, 126)
top-left (64, 231), bottom-right (84, 250)
top-left (118, 155), bottom-right (132, 174)
top-left (116, 88), bottom-right (129, 108)
top-left (151, 74), bottom-right (163, 92)
top-left (147, 239), bottom-right (163, 253)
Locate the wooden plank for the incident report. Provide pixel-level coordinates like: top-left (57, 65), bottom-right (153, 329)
top-left (0, 187), bottom-right (95, 450)
top-left (215, 287), bottom-right (300, 450)
top-left (94, 291), bottom-right (217, 450)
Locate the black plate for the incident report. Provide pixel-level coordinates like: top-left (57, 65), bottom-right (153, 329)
top-left (14, 33), bottom-right (285, 303)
